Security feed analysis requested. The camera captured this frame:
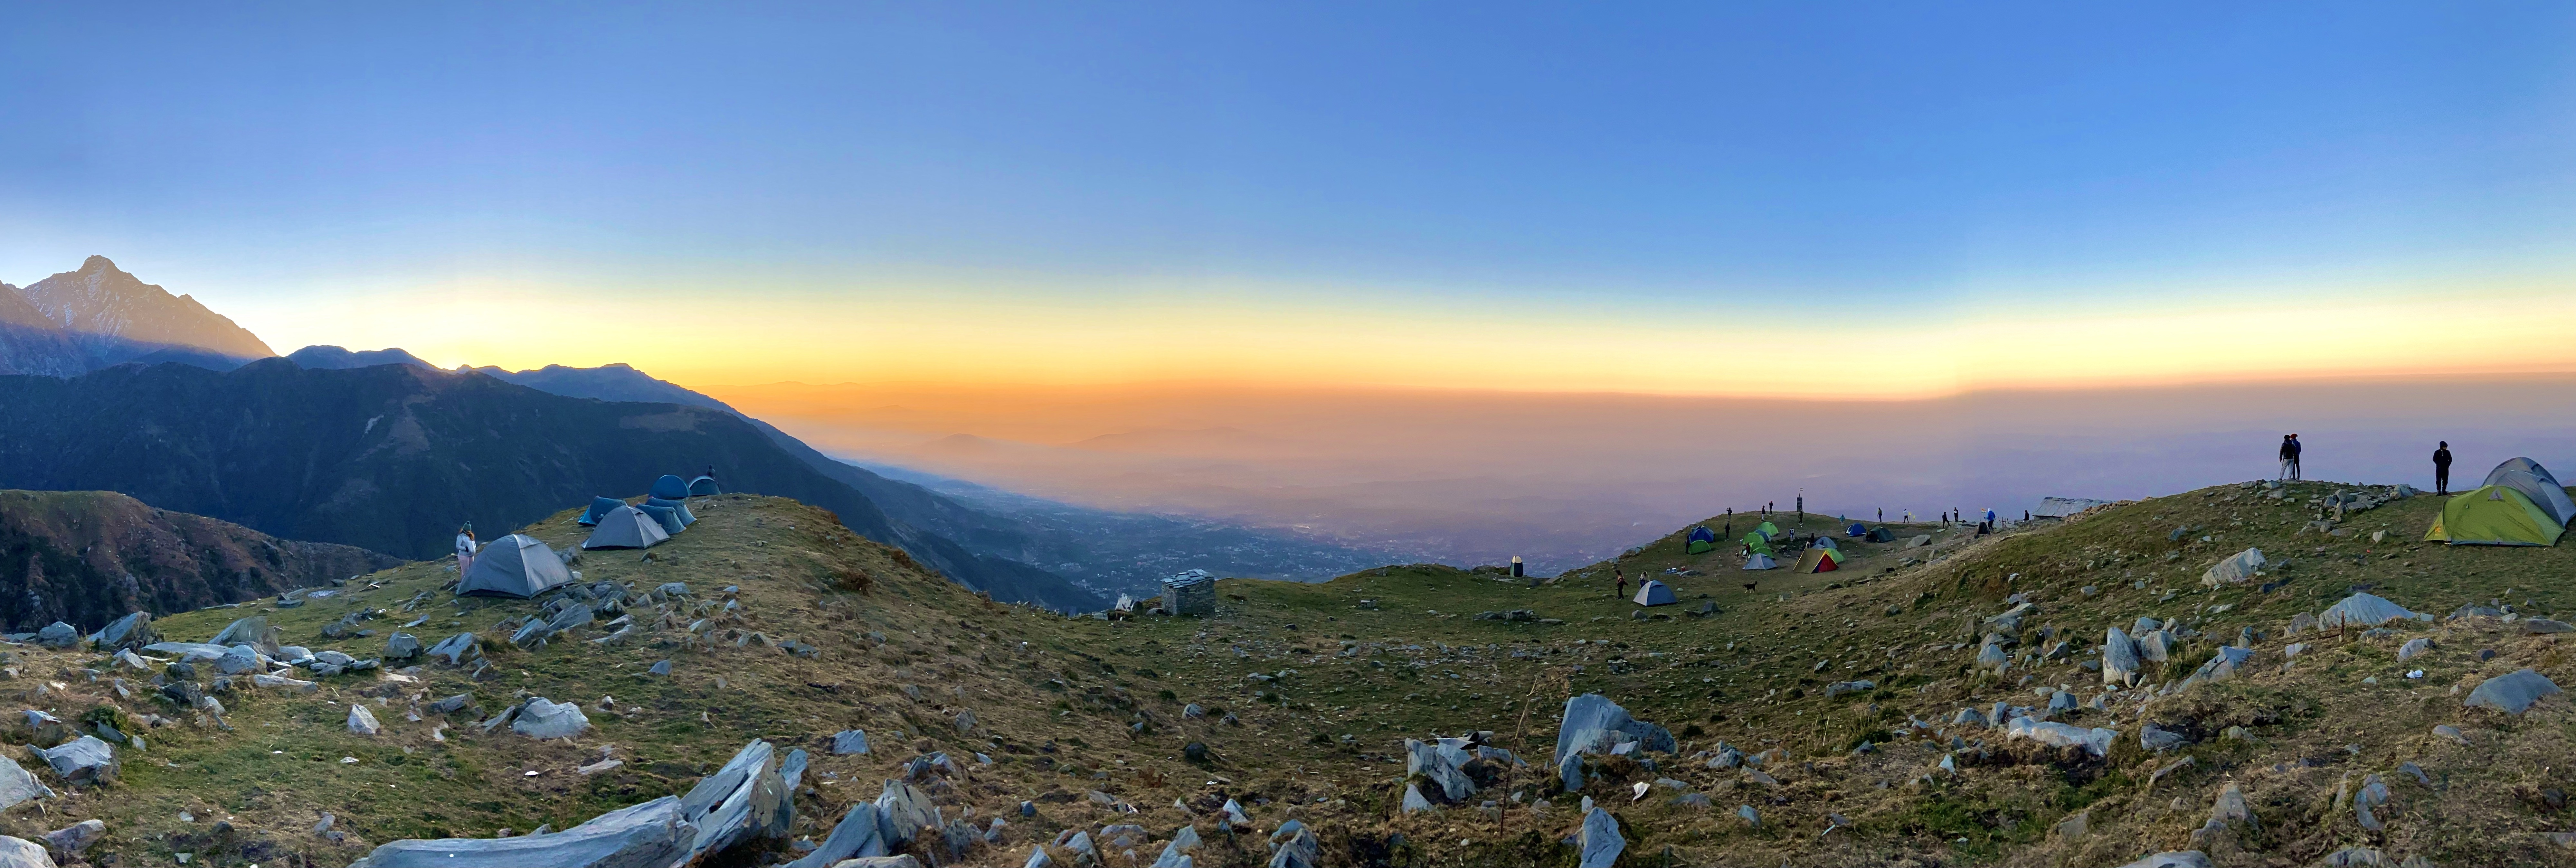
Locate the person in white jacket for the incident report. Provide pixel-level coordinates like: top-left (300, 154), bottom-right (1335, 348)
top-left (455, 523), bottom-right (478, 574)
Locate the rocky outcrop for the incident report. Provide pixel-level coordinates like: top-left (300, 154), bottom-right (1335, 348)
top-left (0, 490), bottom-right (399, 630)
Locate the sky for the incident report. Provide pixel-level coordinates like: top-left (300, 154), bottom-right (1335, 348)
top-left (5, 3), bottom-right (2576, 395)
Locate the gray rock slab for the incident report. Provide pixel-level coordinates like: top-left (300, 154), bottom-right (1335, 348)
top-left (512, 698), bottom-right (592, 739)
top-left (32, 736), bottom-right (115, 784)
top-left (2465, 668), bottom-right (2562, 714)
top-left (347, 794), bottom-right (689, 868)
top-left (0, 757), bottom-right (53, 810)
top-left (782, 803), bottom-right (886, 868)
top-left (1555, 693), bottom-right (1675, 760)
top-left (1578, 807), bottom-right (1624, 868)
top-left (2317, 593), bottom-right (2427, 630)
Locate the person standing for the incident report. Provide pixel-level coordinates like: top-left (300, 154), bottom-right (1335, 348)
top-left (1724, 507), bottom-right (1733, 538)
top-left (1614, 567), bottom-right (1627, 600)
top-left (454, 522), bottom-right (478, 575)
top-left (2278, 434), bottom-right (2296, 481)
top-left (2434, 441), bottom-right (2453, 495)
top-left (2289, 434), bottom-right (2303, 481)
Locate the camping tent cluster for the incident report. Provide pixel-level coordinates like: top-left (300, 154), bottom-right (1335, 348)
top-left (1740, 520), bottom-right (1785, 570)
top-left (1793, 536), bottom-right (1845, 573)
top-left (459, 534), bottom-right (575, 598)
top-left (1686, 526), bottom-right (1718, 555)
top-left (578, 474), bottom-right (713, 551)
top-left (2429, 458), bottom-right (2576, 547)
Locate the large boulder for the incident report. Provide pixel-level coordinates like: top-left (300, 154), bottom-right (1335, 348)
top-left (875, 780), bottom-right (942, 847)
top-left (679, 741), bottom-right (791, 861)
top-left (0, 757), bottom-right (53, 810)
top-left (1404, 739), bottom-right (1476, 803)
top-left (2102, 628), bottom-right (2142, 686)
top-left (512, 699), bottom-right (592, 740)
top-left (348, 795), bottom-right (690, 868)
top-left (384, 633), bottom-right (423, 661)
top-left (782, 803), bottom-right (886, 868)
top-left (2186, 647), bottom-right (2254, 686)
top-left (1555, 694), bottom-right (1675, 761)
top-left (2316, 593), bottom-right (2428, 630)
top-left (2201, 548), bottom-right (2264, 587)
top-left (33, 623), bottom-right (76, 650)
top-left (208, 616), bottom-right (280, 654)
top-left (349, 704), bottom-right (383, 736)
top-left (2465, 668), bottom-right (2562, 715)
top-left (0, 836), bottom-right (48, 868)
top-left (30, 737), bottom-right (115, 785)
top-left (215, 645), bottom-right (265, 675)
top-left (94, 612), bottom-right (154, 650)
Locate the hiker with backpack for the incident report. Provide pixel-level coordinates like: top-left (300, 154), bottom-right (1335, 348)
top-left (454, 522), bottom-right (478, 574)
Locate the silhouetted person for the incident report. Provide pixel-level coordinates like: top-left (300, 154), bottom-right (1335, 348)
top-left (2278, 434), bottom-right (2296, 481)
top-left (2289, 434), bottom-right (2303, 480)
top-left (2434, 442), bottom-right (2453, 495)
top-left (1614, 567), bottom-right (1627, 600)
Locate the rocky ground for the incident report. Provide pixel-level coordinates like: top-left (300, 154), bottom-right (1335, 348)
top-left (0, 480), bottom-right (2564, 867)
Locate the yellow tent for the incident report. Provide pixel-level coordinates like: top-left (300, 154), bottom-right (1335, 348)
top-left (2426, 484), bottom-right (2564, 547)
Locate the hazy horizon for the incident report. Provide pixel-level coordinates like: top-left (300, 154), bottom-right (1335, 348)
top-left (702, 371), bottom-right (2576, 573)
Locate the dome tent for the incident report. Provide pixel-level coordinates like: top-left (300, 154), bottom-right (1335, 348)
top-left (650, 474), bottom-right (691, 500)
top-left (2480, 459), bottom-right (2576, 527)
top-left (636, 502), bottom-right (687, 535)
top-left (1633, 580), bottom-right (1676, 606)
top-left (1685, 526), bottom-right (1717, 555)
top-left (1846, 523), bottom-right (1867, 537)
top-left (458, 534), bottom-right (574, 599)
top-left (1742, 533), bottom-right (1773, 556)
top-left (2428, 457), bottom-right (2574, 546)
top-left (1865, 526), bottom-right (1896, 543)
top-left (687, 475), bottom-right (720, 497)
top-left (577, 496), bottom-right (625, 527)
top-left (1742, 554), bottom-right (1776, 570)
top-left (1791, 546), bottom-right (1843, 574)
top-left (582, 506), bottom-right (670, 550)
top-left (644, 496), bottom-right (696, 527)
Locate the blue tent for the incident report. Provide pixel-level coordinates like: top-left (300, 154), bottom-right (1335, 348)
top-left (644, 496), bottom-right (696, 527)
top-left (688, 475), bottom-right (721, 497)
top-left (1846, 523), bottom-right (1867, 537)
top-left (1685, 526), bottom-right (1718, 554)
top-left (650, 474), bottom-right (691, 500)
top-left (578, 496), bottom-right (625, 526)
top-left (636, 502), bottom-right (687, 535)
top-left (1632, 580), bottom-right (1677, 606)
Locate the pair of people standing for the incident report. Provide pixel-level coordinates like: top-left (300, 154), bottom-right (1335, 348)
top-left (2277, 434), bottom-right (2304, 481)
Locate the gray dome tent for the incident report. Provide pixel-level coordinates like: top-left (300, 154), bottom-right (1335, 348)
top-left (577, 496), bottom-right (625, 527)
top-left (644, 496), bottom-right (696, 527)
top-left (2482, 459), bottom-right (2576, 527)
top-left (650, 474), bottom-right (691, 500)
top-left (457, 534), bottom-right (574, 599)
top-left (688, 475), bottom-right (720, 497)
top-left (1632, 579), bottom-right (1676, 606)
top-left (582, 505), bottom-right (670, 550)
top-left (636, 502), bottom-right (687, 535)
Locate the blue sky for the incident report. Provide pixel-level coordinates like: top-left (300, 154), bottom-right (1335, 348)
top-left (4, 3), bottom-right (2573, 390)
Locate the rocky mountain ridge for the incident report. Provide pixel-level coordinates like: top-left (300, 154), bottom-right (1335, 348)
top-left (0, 257), bottom-right (273, 374)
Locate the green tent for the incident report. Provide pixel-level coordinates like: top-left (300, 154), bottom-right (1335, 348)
top-left (1755, 521), bottom-right (1781, 540)
top-left (1742, 533), bottom-right (1774, 555)
top-left (2427, 484), bottom-right (2565, 547)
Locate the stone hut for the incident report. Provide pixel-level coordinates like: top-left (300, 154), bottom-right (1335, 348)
top-left (1160, 569), bottom-right (1217, 616)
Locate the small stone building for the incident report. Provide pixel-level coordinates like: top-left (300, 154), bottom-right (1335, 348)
top-left (1160, 569), bottom-right (1217, 616)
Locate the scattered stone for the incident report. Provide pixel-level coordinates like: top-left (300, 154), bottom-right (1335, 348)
top-left (0, 757), bottom-right (52, 810)
top-left (0, 837), bottom-right (51, 868)
top-left (2432, 724), bottom-right (2470, 745)
top-left (426, 633), bottom-right (478, 666)
top-left (1400, 783), bottom-right (1433, 813)
top-left (2140, 723), bottom-right (2190, 753)
top-left (832, 730), bottom-right (869, 755)
top-left (1736, 804), bottom-right (1760, 827)
top-left (2354, 774), bottom-right (2391, 831)
top-left (1823, 680), bottom-right (1874, 698)
top-left (348, 704), bottom-right (382, 736)
top-left (2397, 638), bottom-right (2432, 661)
top-left (253, 673), bottom-right (319, 693)
top-left (2004, 718), bottom-right (2117, 757)
top-left (647, 660), bottom-right (672, 676)
top-left (2317, 593), bottom-right (2429, 630)
top-left (511, 698), bottom-right (592, 739)
top-left (2055, 811), bottom-right (2089, 840)
top-left (43, 818), bottom-right (103, 854)
top-left (2465, 669), bottom-right (2561, 715)
top-left (33, 623), bottom-right (76, 650)
top-left (2524, 619), bottom-right (2575, 635)
top-left (2117, 852), bottom-right (2212, 868)
top-left (2103, 627), bottom-right (2141, 686)
top-left (31, 737), bottom-right (115, 785)
top-left (2202, 548), bottom-right (2264, 586)
top-left (1577, 807), bottom-right (1624, 867)
top-left (1555, 694), bottom-right (1675, 760)
top-left (384, 632), bottom-right (422, 660)
top-left (209, 616), bottom-right (279, 653)
top-left (782, 803), bottom-right (885, 868)
top-left (876, 779), bottom-right (942, 847)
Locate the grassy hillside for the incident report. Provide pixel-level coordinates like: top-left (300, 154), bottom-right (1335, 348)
top-left (4, 480), bottom-right (2571, 867)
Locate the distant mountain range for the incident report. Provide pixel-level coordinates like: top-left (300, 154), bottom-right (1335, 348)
top-left (0, 359), bottom-right (1104, 611)
top-left (0, 256), bottom-right (273, 374)
top-left (0, 489), bottom-right (401, 630)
